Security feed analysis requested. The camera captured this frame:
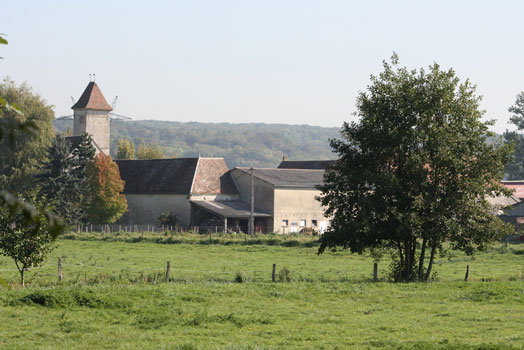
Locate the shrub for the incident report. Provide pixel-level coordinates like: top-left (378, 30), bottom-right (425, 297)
top-left (158, 211), bottom-right (178, 226)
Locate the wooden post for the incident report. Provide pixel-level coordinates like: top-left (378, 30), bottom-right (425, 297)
top-left (373, 262), bottom-right (378, 282)
top-left (165, 261), bottom-right (171, 283)
top-left (465, 265), bottom-right (470, 281)
top-left (209, 231), bottom-right (212, 242)
top-left (249, 167), bottom-right (254, 235)
top-left (272, 263), bottom-right (276, 282)
top-left (224, 218), bottom-right (228, 234)
top-left (58, 257), bottom-right (62, 281)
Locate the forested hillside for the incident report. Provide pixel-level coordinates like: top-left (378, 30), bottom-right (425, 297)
top-left (53, 120), bottom-right (339, 168)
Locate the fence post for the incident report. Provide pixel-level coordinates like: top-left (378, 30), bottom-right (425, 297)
top-left (58, 257), bottom-right (62, 281)
top-left (165, 261), bottom-right (171, 283)
top-left (465, 265), bottom-right (470, 281)
top-left (373, 262), bottom-right (378, 282)
top-left (272, 263), bottom-right (276, 282)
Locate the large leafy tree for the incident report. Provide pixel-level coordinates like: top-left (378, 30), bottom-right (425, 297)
top-left (318, 55), bottom-right (514, 282)
top-left (0, 77), bottom-right (55, 193)
top-left (85, 153), bottom-right (127, 224)
top-left (0, 33), bottom-right (62, 287)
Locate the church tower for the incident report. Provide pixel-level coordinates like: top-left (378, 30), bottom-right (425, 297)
top-left (71, 81), bottom-right (112, 155)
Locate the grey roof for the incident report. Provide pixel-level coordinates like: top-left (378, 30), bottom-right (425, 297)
top-left (277, 160), bottom-right (336, 170)
top-left (234, 167), bottom-right (324, 188)
top-left (191, 200), bottom-right (272, 218)
top-left (116, 158), bottom-right (199, 194)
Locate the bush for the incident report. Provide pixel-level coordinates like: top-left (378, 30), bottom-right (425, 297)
top-left (158, 211), bottom-right (178, 226)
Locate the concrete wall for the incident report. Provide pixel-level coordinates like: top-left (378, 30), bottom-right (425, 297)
top-left (230, 169), bottom-right (274, 214)
top-left (120, 194), bottom-right (191, 226)
top-left (273, 188), bottom-right (330, 233)
top-left (73, 109), bottom-right (111, 155)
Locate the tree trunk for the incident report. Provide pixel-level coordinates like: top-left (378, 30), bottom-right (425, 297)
top-left (14, 260), bottom-right (25, 287)
top-left (424, 245), bottom-right (437, 281)
top-left (404, 240), bottom-right (411, 281)
top-left (418, 238), bottom-right (427, 281)
top-left (397, 242), bottom-right (404, 267)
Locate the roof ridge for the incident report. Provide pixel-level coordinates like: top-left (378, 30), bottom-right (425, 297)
top-left (189, 157), bottom-right (201, 194)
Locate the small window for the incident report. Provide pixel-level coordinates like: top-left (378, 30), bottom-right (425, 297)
top-left (299, 220), bottom-right (306, 227)
top-left (290, 221), bottom-right (298, 233)
top-left (282, 220), bottom-right (288, 226)
top-left (311, 220), bottom-right (318, 227)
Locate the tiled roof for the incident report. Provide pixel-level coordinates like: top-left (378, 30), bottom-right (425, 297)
top-left (192, 158), bottom-right (238, 195)
top-left (277, 160), bottom-right (336, 170)
top-left (502, 181), bottom-right (524, 200)
top-left (115, 157), bottom-right (238, 195)
top-left (71, 82), bottom-right (113, 111)
top-left (234, 167), bottom-right (324, 188)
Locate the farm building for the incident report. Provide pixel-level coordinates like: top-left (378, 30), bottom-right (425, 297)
top-left (115, 160), bottom-right (331, 234)
top-left (228, 167), bottom-right (331, 233)
top-left (116, 157), bottom-right (239, 226)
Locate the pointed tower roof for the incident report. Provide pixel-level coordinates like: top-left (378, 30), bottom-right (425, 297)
top-left (71, 82), bottom-right (113, 111)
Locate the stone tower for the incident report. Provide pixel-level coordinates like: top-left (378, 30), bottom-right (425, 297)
top-left (71, 81), bottom-right (112, 155)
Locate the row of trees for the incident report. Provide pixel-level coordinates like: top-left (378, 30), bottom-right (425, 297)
top-left (116, 137), bottom-right (164, 160)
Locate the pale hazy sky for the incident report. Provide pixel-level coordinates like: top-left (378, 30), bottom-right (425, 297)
top-left (1, 0), bottom-right (523, 133)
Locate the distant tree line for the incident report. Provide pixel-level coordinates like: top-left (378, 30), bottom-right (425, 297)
top-left (54, 119), bottom-right (340, 167)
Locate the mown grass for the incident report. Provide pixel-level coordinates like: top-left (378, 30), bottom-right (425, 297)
top-left (0, 233), bottom-right (524, 349)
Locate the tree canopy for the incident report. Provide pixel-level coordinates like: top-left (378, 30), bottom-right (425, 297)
top-left (117, 138), bottom-right (135, 159)
top-left (317, 55), bottom-right (513, 282)
top-left (37, 134), bottom-right (95, 226)
top-left (85, 153), bottom-right (127, 224)
top-left (504, 92), bottom-right (524, 180)
top-left (0, 78), bottom-right (55, 193)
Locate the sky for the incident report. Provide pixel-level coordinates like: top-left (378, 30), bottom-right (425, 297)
top-left (1, 0), bottom-right (523, 133)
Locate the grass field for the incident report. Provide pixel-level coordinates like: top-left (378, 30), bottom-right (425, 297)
top-left (1, 233), bottom-right (524, 349)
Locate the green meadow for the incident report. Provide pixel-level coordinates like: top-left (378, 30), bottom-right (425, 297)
top-left (1, 233), bottom-right (524, 350)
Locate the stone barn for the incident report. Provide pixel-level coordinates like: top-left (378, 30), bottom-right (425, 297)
top-left (116, 157), bottom-right (238, 226)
